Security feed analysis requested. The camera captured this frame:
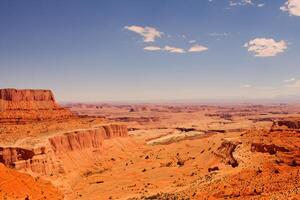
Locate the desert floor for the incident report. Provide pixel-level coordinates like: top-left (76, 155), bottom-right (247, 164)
top-left (1, 103), bottom-right (300, 199)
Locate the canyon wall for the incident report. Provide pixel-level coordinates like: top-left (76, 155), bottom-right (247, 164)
top-left (0, 124), bottom-right (128, 175)
top-left (49, 124), bottom-right (128, 153)
top-left (0, 88), bottom-right (130, 175)
top-left (0, 88), bottom-right (73, 124)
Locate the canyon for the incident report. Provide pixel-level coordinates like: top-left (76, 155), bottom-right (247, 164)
top-left (0, 88), bottom-right (128, 199)
top-left (0, 88), bottom-right (299, 199)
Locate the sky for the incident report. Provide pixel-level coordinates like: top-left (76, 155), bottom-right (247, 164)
top-left (0, 0), bottom-right (300, 102)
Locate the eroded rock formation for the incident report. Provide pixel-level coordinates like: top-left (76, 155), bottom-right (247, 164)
top-left (49, 124), bottom-right (127, 153)
top-left (0, 124), bottom-right (128, 174)
top-left (274, 119), bottom-right (300, 130)
top-left (0, 88), bottom-right (73, 124)
top-left (251, 143), bottom-right (290, 155)
top-left (215, 140), bottom-right (240, 167)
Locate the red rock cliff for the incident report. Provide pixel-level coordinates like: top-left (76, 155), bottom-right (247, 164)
top-left (0, 124), bottom-right (128, 174)
top-left (49, 124), bottom-right (128, 153)
top-left (0, 88), bottom-right (73, 124)
top-left (0, 89), bottom-right (55, 102)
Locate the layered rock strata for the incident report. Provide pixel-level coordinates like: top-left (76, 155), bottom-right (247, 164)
top-left (0, 124), bottom-right (128, 175)
top-left (0, 88), bottom-right (73, 124)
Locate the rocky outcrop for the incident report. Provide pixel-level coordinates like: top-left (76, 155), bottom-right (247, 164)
top-left (0, 146), bottom-right (56, 174)
top-left (251, 143), bottom-right (290, 155)
top-left (215, 140), bottom-right (240, 167)
top-left (0, 88), bottom-right (73, 124)
top-left (0, 147), bottom-right (36, 166)
top-left (0, 124), bottom-right (128, 174)
top-left (274, 120), bottom-right (300, 130)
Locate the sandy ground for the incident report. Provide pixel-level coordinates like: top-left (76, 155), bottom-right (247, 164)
top-left (0, 164), bottom-right (63, 200)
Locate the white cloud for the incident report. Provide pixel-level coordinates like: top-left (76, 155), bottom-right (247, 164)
top-left (144, 44), bottom-right (209, 54)
top-left (164, 46), bottom-right (185, 53)
top-left (188, 44), bottom-right (208, 52)
top-left (229, 0), bottom-right (253, 6)
top-left (240, 84), bottom-right (252, 88)
top-left (244, 38), bottom-right (288, 57)
top-left (229, 0), bottom-right (265, 7)
top-left (283, 77), bottom-right (296, 83)
top-left (143, 46), bottom-right (161, 51)
top-left (281, 0), bottom-right (300, 16)
top-left (144, 44), bottom-right (210, 54)
top-left (257, 3), bottom-right (265, 7)
top-left (243, 0), bottom-right (253, 4)
top-left (189, 40), bottom-right (196, 43)
top-left (143, 45), bottom-right (185, 54)
top-left (124, 25), bottom-right (163, 42)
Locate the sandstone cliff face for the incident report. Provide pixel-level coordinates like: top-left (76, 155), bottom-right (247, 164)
top-left (0, 147), bottom-right (36, 166)
top-left (0, 89), bottom-right (55, 101)
top-left (49, 129), bottom-right (104, 153)
top-left (0, 146), bottom-right (56, 175)
top-left (0, 88), bottom-right (73, 124)
top-left (49, 124), bottom-right (127, 153)
top-left (0, 124), bottom-right (128, 174)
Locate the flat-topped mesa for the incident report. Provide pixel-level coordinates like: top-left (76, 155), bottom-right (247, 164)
top-left (0, 88), bottom-right (74, 124)
top-left (0, 88), bottom-right (59, 110)
top-left (0, 89), bottom-right (55, 102)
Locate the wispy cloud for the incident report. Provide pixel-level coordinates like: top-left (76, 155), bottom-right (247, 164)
top-left (164, 46), bottom-right (185, 53)
top-left (283, 77), bottom-right (296, 83)
top-left (257, 3), bottom-right (265, 7)
top-left (188, 44), bottom-right (208, 52)
top-left (124, 25), bottom-right (163, 42)
top-left (208, 32), bottom-right (230, 40)
top-left (244, 38), bottom-right (288, 57)
top-left (229, 0), bottom-right (253, 6)
top-left (125, 25), bottom-right (208, 54)
top-left (229, 0), bottom-right (265, 7)
top-left (144, 45), bottom-right (185, 54)
top-left (143, 46), bottom-right (161, 51)
top-left (144, 44), bottom-right (208, 54)
top-left (208, 32), bottom-right (230, 37)
top-left (281, 0), bottom-right (300, 16)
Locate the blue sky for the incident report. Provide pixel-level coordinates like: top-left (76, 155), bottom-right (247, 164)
top-left (0, 0), bottom-right (300, 102)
